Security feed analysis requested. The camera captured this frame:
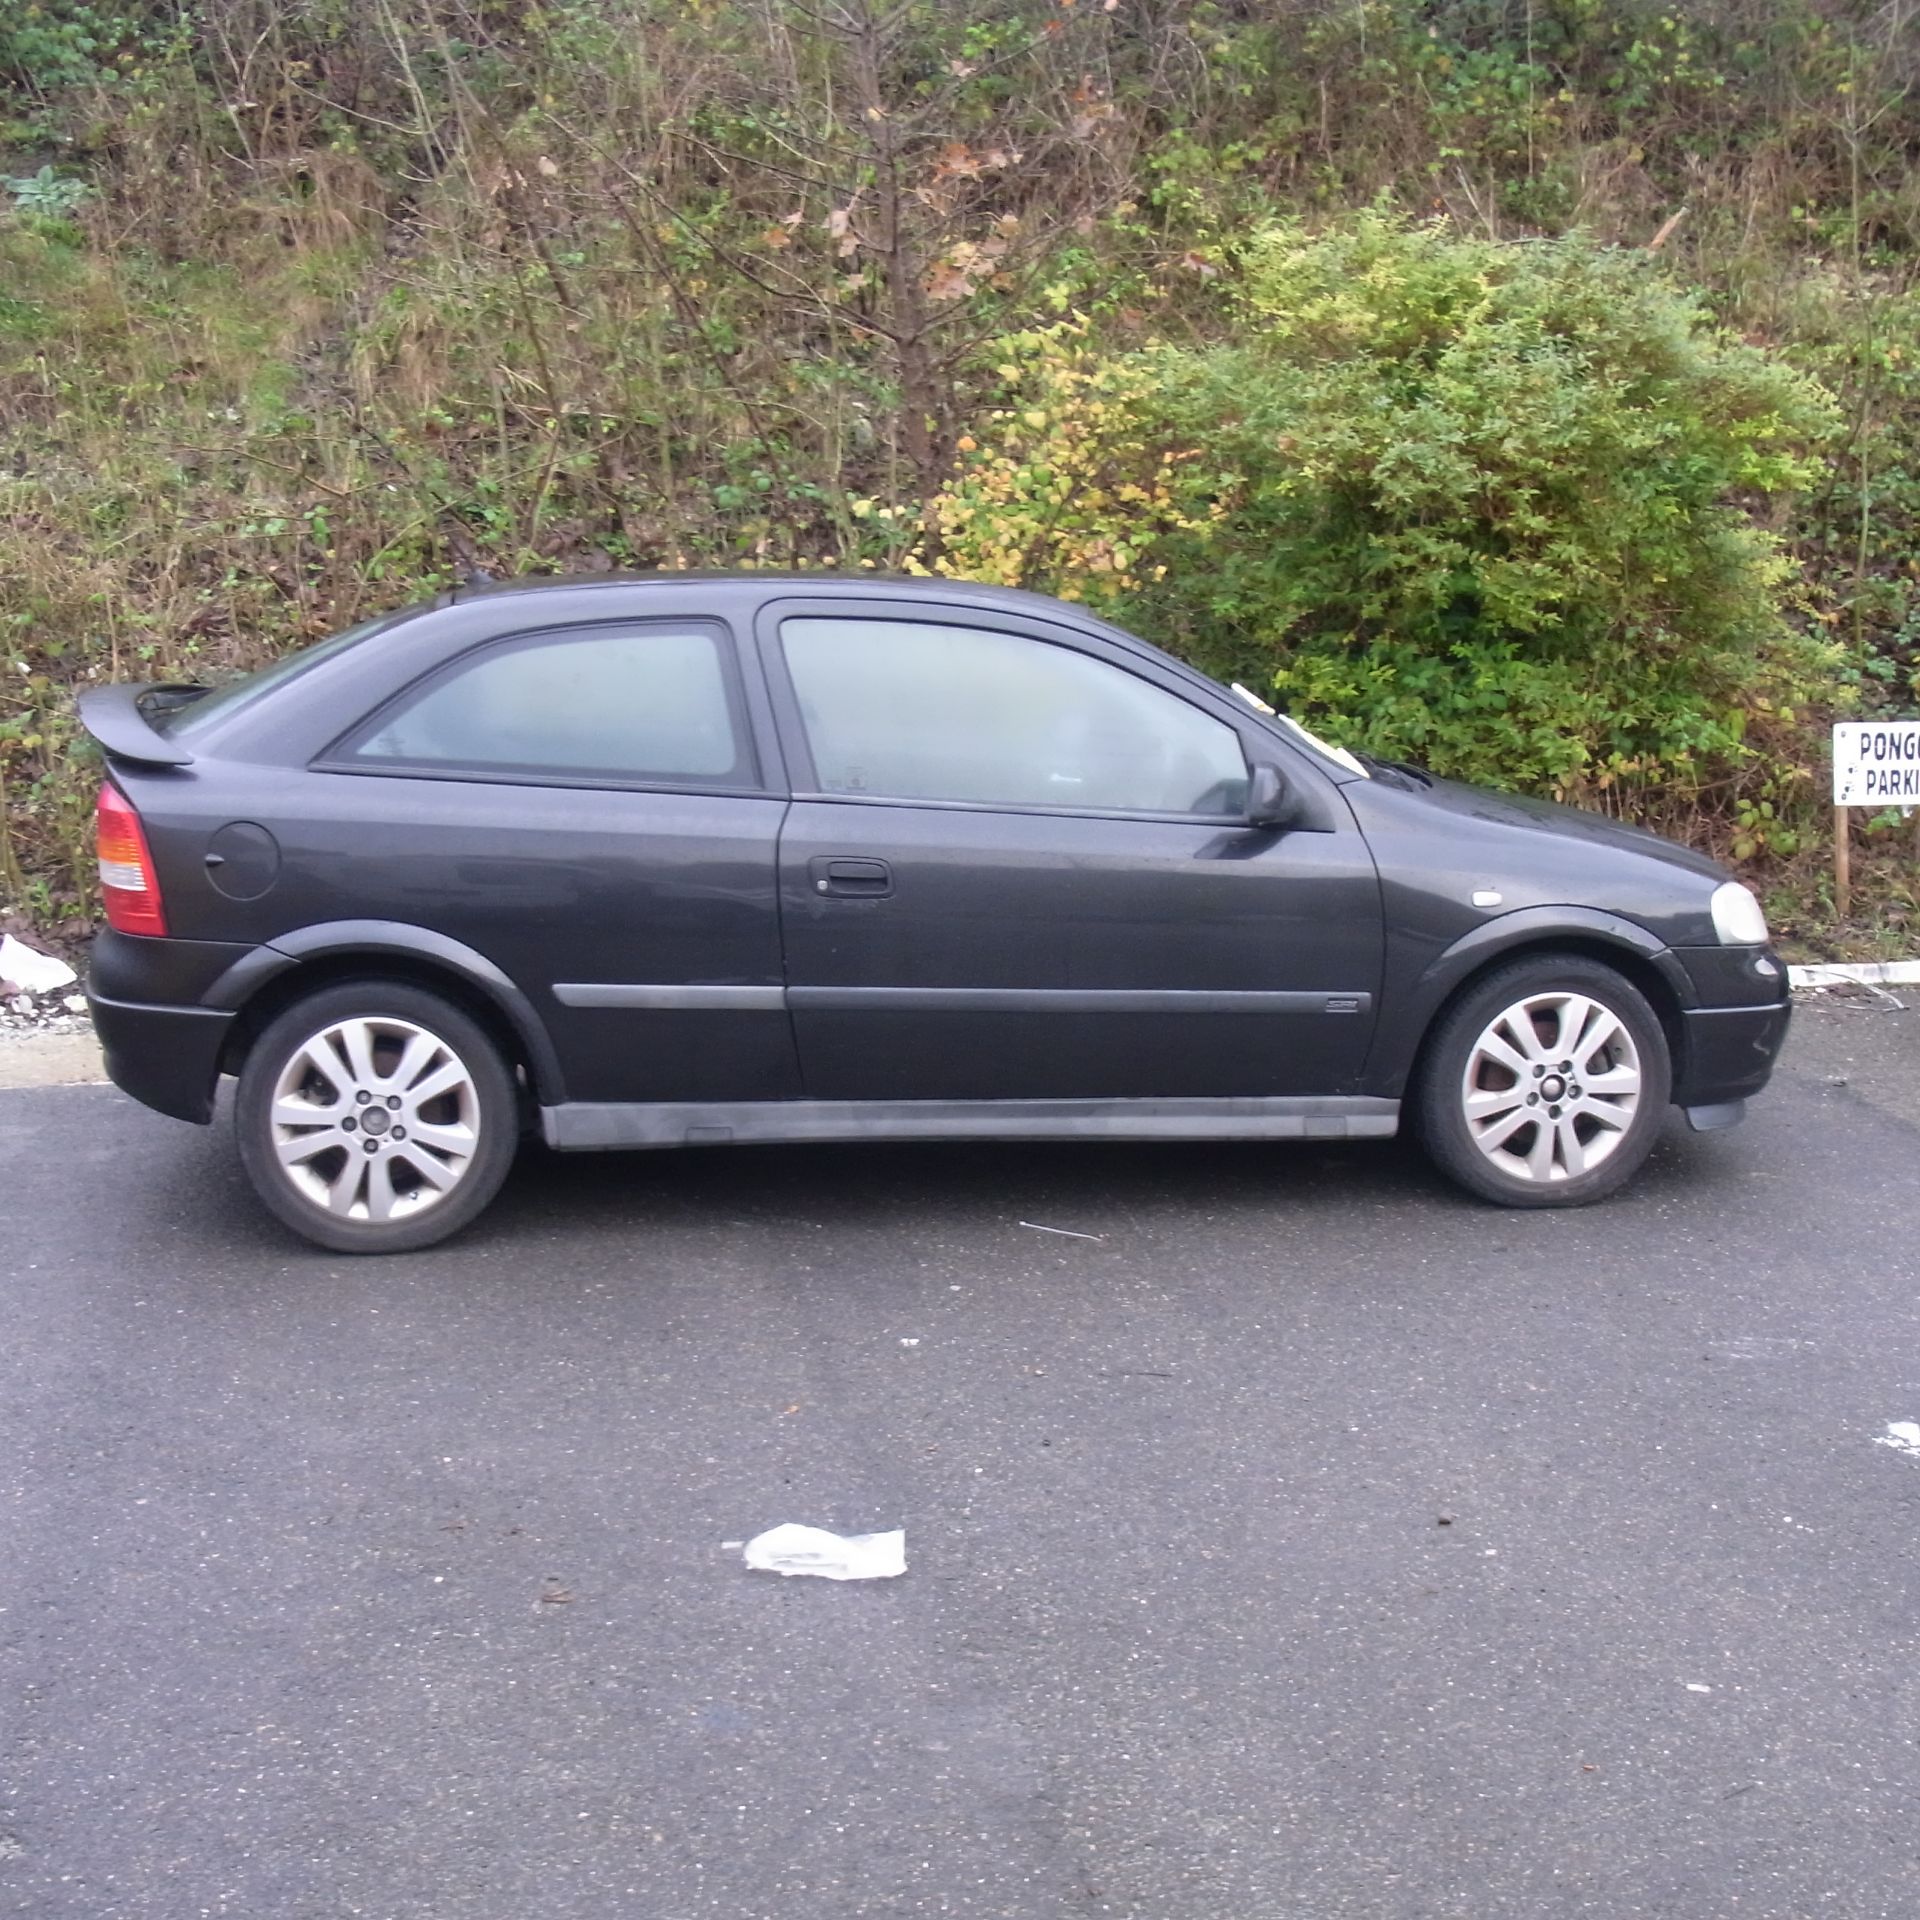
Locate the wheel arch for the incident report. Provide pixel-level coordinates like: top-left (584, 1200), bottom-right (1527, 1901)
top-left (1385, 911), bottom-right (1692, 1105)
top-left (207, 922), bottom-right (565, 1104)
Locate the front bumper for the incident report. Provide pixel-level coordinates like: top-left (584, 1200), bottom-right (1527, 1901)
top-left (1672, 998), bottom-right (1792, 1109)
top-left (1670, 944), bottom-right (1792, 1113)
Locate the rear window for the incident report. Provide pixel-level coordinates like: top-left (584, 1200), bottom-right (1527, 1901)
top-left (157, 610), bottom-right (413, 742)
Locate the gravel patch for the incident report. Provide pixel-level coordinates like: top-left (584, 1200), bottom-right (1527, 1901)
top-left (0, 987), bottom-right (92, 1040)
top-left (0, 947), bottom-right (102, 1086)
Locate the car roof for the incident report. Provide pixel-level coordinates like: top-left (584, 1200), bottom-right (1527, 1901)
top-left (448, 570), bottom-right (1103, 625)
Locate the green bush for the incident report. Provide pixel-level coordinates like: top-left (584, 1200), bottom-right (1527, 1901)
top-left (0, 1), bottom-right (139, 94)
top-left (935, 213), bottom-right (1843, 802)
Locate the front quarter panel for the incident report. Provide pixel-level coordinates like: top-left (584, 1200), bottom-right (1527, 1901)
top-left (1347, 779), bottom-right (1735, 1097)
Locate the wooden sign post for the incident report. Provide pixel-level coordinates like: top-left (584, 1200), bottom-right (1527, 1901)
top-left (1832, 721), bottom-right (1920, 921)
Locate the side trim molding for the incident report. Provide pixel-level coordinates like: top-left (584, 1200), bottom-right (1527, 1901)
top-left (792, 986), bottom-right (1371, 1015)
top-left (553, 983), bottom-right (786, 1011)
top-left (542, 1094), bottom-right (1400, 1152)
top-left (550, 984), bottom-right (1374, 1015)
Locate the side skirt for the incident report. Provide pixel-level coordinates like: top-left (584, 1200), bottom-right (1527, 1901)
top-left (541, 1095), bottom-right (1401, 1152)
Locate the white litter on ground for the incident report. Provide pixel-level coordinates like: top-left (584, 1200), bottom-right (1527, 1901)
top-left (1686, 1683), bottom-right (1713, 1694)
top-left (0, 934), bottom-right (76, 995)
top-left (1874, 1421), bottom-right (1920, 1459)
top-left (1018, 1221), bottom-right (1103, 1242)
top-left (741, 1523), bottom-right (906, 1580)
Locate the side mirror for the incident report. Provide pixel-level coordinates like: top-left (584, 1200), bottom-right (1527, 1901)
top-left (1245, 761), bottom-right (1295, 829)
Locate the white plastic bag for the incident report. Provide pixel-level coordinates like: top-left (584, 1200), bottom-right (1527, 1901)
top-left (741, 1523), bottom-right (906, 1581)
top-left (0, 935), bottom-right (77, 995)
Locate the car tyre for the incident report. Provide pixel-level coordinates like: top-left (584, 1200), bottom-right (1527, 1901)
top-left (1416, 955), bottom-right (1671, 1209)
top-left (236, 981), bottom-right (519, 1253)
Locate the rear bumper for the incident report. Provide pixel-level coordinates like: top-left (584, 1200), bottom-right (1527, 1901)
top-left (86, 928), bottom-right (257, 1125)
top-left (88, 991), bottom-right (233, 1124)
top-left (1672, 998), bottom-right (1791, 1109)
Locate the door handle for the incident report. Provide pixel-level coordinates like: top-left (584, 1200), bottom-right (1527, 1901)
top-left (810, 856), bottom-right (892, 898)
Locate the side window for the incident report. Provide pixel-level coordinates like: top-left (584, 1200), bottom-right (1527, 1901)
top-left (781, 617), bottom-right (1248, 815)
top-left (342, 625), bottom-right (752, 786)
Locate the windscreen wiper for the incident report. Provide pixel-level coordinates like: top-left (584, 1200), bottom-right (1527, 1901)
top-left (1355, 751), bottom-right (1434, 789)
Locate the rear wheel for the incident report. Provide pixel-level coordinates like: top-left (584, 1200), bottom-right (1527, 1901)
top-left (236, 981), bottom-right (518, 1252)
top-left (1416, 955), bottom-right (1671, 1208)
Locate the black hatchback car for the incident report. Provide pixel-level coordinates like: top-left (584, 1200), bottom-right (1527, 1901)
top-left (81, 574), bottom-right (1790, 1251)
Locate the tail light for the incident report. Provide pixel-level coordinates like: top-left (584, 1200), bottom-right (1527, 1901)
top-left (96, 782), bottom-right (168, 937)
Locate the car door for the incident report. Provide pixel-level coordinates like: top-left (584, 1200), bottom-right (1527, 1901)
top-left (759, 599), bottom-right (1385, 1102)
top-left (305, 615), bottom-right (800, 1105)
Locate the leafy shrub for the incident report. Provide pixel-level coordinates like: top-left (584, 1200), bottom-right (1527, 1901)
top-left (1784, 283), bottom-right (1920, 693)
top-left (0, 1), bottom-right (140, 94)
top-left (4, 165), bottom-right (92, 216)
top-left (934, 213), bottom-right (1842, 802)
top-left (922, 326), bottom-right (1224, 601)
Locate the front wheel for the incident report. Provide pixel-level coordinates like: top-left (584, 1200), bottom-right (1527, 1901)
top-left (1415, 955), bottom-right (1672, 1209)
top-left (236, 981), bottom-right (519, 1252)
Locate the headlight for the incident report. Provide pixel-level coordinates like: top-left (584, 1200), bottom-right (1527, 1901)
top-left (1710, 880), bottom-right (1769, 946)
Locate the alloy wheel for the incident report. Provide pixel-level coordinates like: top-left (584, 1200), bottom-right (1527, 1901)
top-left (268, 1015), bottom-right (481, 1223)
top-left (1458, 990), bottom-right (1643, 1186)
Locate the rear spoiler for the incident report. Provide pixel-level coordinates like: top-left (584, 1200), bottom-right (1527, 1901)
top-left (77, 685), bottom-right (198, 768)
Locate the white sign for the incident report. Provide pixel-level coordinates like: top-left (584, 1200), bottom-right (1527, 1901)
top-left (1834, 722), bottom-right (1920, 805)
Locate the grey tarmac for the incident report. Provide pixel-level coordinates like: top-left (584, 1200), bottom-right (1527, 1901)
top-left (2, 1002), bottom-right (1918, 1919)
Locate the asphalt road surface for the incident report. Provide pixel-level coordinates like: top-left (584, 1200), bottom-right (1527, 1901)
top-left (4, 1001), bottom-right (1919, 1919)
